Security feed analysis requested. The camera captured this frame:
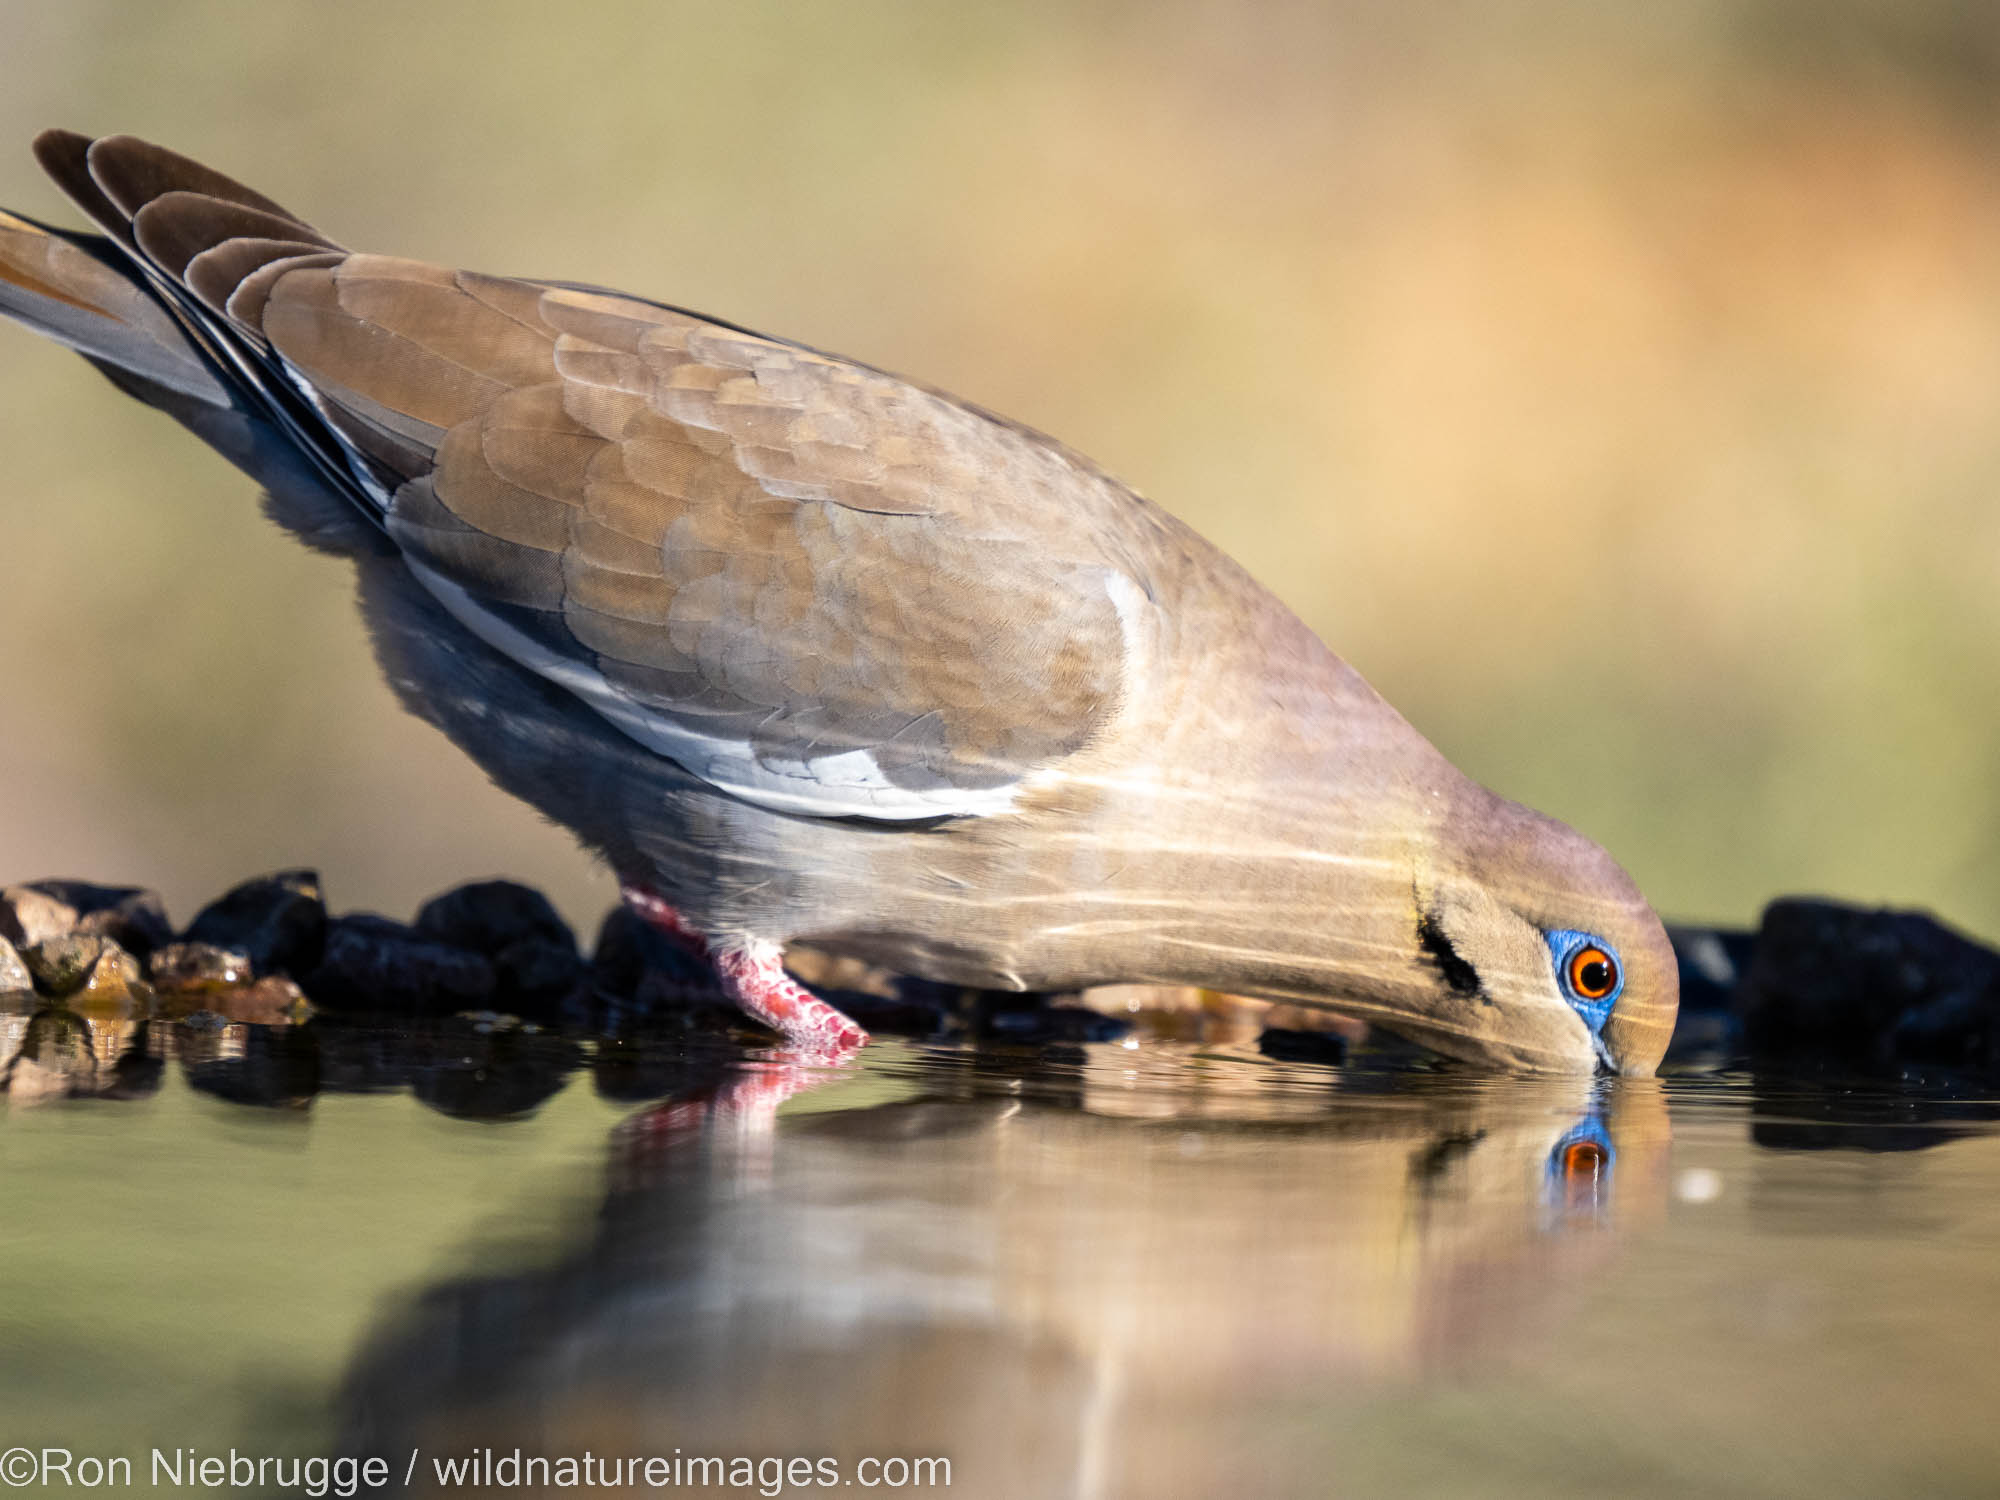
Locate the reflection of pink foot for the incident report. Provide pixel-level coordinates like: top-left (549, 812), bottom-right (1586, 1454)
top-left (622, 885), bottom-right (870, 1059)
top-left (623, 1059), bottom-right (820, 1140)
top-left (613, 1057), bottom-right (834, 1188)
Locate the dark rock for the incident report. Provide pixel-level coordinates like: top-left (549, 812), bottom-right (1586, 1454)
top-left (1667, 924), bottom-right (1757, 1013)
top-left (898, 975), bottom-right (1014, 1012)
top-left (1258, 1026), bottom-right (1350, 1065)
top-left (589, 906), bottom-right (715, 996)
top-left (573, 906), bottom-right (738, 1031)
top-left (184, 870), bottom-right (327, 976)
top-left (184, 1023), bottom-right (321, 1109)
top-left (594, 973), bottom-right (741, 1036)
top-left (901, 979), bottom-right (1109, 1044)
top-left (301, 914), bottom-right (495, 1014)
top-left (0, 885), bottom-right (78, 948)
top-left (1737, 899), bottom-right (2000, 1069)
top-left (0, 937), bottom-right (31, 995)
top-left (415, 880), bottom-right (588, 1015)
top-left (1660, 925), bottom-right (1755, 1064)
top-left (23, 881), bottom-right (172, 957)
top-left (416, 880), bottom-right (576, 954)
top-left (491, 937), bottom-right (586, 1017)
top-left (149, 941), bottom-right (255, 992)
top-left (826, 986), bottom-right (952, 1037)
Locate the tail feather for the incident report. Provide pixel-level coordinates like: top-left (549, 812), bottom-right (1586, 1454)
top-left (0, 206), bottom-right (231, 406)
top-left (134, 191), bottom-right (338, 280)
top-left (30, 129), bottom-right (133, 247)
top-left (32, 129), bottom-right (305, 247)
top-left (84, 133), bottom-right (303, 226)
top-left (14, 128), bottom-right (387, 531)
top-left (3, 132), bottom-right (390, 547)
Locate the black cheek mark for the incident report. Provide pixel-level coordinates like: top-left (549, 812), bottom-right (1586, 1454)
top-left (1417, 912), bottom-right (1485, 1000)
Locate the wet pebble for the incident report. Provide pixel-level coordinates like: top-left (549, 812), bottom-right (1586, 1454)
top-left (214, 977), bottom-right (312, 1027)
top-left (77, 940), bottom-right (147, 1007)
top-left (29, 881), bottom-right (173, 957)
top-left (0, 884), bottom-right (78, 949)
top-left (23, 933), bottom-right (108, 997)
top-left (302, 913), bottom-right (495, 1013)
top-left (149, 941), bottom-right (255, 992)
top-left (185, 869), bottom-right (327, 976)
top-left (0, 936), bottom-right (31, 996)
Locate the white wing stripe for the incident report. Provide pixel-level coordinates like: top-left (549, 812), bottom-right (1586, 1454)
top-left (403, 558), bottom-right (1025, 822)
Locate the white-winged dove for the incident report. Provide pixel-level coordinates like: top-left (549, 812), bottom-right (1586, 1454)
top-left (0, 132), bottom-right (1677, 1071)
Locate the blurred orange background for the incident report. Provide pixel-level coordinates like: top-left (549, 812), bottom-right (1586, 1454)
top-left (0, 0), bottom-right (1994, 940)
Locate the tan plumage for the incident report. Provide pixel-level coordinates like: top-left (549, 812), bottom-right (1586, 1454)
top-left (0, 131), bottom-right (1678, 1072)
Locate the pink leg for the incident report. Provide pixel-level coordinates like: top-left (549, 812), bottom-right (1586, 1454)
top-left (621, 885), bottom-right (870, 1057)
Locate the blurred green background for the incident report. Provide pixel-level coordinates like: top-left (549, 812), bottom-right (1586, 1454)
top-left (0, 0), bottom-right (1995, 941)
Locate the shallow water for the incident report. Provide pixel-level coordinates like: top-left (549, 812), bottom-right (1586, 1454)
top-left (4, 1013), bottom-right (1999, 1499)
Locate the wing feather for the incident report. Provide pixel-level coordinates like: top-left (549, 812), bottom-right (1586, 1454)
top-left (30, 132), bottom-right (1151, 821)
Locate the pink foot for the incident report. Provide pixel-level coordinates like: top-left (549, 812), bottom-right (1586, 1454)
top-left (712, 940), bottom-right (870, 1056)
top-left (621, 885), bottom-right (870, 1058)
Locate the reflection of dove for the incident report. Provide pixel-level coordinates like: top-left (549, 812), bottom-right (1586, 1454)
top-left (0, 132), bottom-right (1674, 1070)
top-left (334, 1065), bottom-right (1671, 1499)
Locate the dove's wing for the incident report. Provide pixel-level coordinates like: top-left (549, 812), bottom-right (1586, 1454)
top-left (40, 131), bottom-right (1159, 821)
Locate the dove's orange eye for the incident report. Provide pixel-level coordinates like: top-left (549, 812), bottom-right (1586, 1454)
top-left (1561, 1139), bottom-right (1609, 1176)
top-left (1566, 945), bottom-right (1618, 1001)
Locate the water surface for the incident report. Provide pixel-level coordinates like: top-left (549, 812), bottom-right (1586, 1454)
top-left (4, 1013), bottom-right (1998, 1498)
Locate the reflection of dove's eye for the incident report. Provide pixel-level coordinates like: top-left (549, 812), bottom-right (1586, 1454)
top-left (1566, 946), bottom-right (1619, 1001)
top-left (1561, 1140), bottom-right (1610, 1178)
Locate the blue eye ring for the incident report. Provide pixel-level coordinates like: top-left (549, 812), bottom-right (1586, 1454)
top-left (1543, 929), bottom-right (1624, 1032)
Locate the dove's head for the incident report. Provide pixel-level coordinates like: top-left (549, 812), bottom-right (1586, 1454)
top-left (1391, 781), bottom-right (1679, 1076)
